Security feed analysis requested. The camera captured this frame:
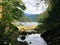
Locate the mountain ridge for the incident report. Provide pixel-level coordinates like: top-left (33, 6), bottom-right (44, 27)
top-left (25, 14), bottom-right (40, 21)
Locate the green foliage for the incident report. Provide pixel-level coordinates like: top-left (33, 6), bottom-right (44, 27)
top-left (35, 0), bottom-right (52, 33)
top-left (20, 15), bottom-right (32, 22)
top-left (36, 0), bottom-right (52, 22)
top-left (35, 0), bottom-right (60, 45)
top-left (2, 0), bottom-right (26, 21)
top-left (40, 0), bottom-right (60, 45)
top-left (0, 0), bottom-right (26, 45)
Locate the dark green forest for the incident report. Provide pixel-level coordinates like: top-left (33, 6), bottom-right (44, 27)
top-left (36, 0), bottom-right (60, 45)
top-left (0, 0), bottom-right (26, 45)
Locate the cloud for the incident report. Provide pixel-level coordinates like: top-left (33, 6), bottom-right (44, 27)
top-left (22, 0), bottom-right (48, 14)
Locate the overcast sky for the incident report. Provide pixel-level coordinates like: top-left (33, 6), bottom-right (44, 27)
top-left (22, 0), bottom-right (48, 14)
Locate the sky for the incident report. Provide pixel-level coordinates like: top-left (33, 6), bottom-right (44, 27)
top-left (22, 0), bottom-right (48, 14)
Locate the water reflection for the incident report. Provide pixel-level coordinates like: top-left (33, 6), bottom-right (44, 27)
top-left (17, 30), bottom-right (47, 45)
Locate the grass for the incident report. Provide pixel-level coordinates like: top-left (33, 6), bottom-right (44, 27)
top-left (17, 25), bottom-right (38, 31)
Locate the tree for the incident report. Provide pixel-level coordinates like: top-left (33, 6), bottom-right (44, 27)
top-left (0, 0), bottom-right (26, 45)
top-left (19, 15), bottom-right (32, 22)
top-left (35, 0), bottom-right (51, 33)
top-left (40, 0), bottom-right (60, 45)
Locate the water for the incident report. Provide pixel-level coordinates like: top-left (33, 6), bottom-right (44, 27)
top-left (17, 31), bottom-right (47, 45)
top-left (16, 0), bottom-right (48, 45)
top-left (14, 22), bottom-right (47, 45)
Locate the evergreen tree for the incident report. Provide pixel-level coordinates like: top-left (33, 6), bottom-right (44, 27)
top-left (40, 0), bottom-right (60, 45)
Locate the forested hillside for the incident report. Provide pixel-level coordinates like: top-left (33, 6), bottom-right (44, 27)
top-left (36, 0), bottom-right (60, 45)
top-left (25, 14), bottom-right (39, 22)
top-left (19, 15), bottom-right (32, 22)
